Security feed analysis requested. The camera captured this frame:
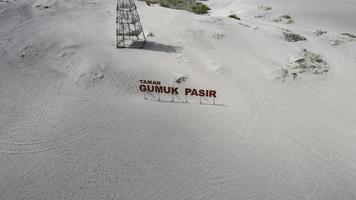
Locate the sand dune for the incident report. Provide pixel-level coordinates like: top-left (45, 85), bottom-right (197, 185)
top-left (0, 0), bottom-right (356, 199)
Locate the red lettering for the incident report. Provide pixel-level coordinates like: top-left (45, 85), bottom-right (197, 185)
top-left (141, 84), bottom-right (217, 99)
top-left (209, 90), bottom-right (217, 98)
top-left (163, 86), bottom-right (171, 94)
top-left (147, 85), bottom-right (154, 92)
top-left (191, 89), bottom-right (198, 96)
top-left (155, 86), bottom-right (163, 93)
top-left (185, 88), bottom-right (192, 95)
top-left (172, 87), bottom-right (179, 95)
top-left (139, 85), bottom-right (146, 92)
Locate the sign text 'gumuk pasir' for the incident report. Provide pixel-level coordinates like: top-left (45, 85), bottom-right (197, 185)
top-left (138, 79), bottom-right (219, 105)
top-left (139, 80), bottom-right (217, 98)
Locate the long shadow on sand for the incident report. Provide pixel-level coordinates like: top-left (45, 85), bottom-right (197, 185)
top-left (141, 41), bottom-right (181, 53)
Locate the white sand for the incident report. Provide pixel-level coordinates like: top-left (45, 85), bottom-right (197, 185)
top-left (0, 0), bottom-right (356, 199)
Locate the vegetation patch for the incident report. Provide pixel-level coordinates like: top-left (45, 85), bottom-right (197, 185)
top-left (258, 5), bottom-right (272, 11)
top-left (330, 40), bottom-right (343, 46)
top-left (191, 2), bottom-right (210, 14)
top-left (314, 30), bottom-right (327, 36)
top-left (341, 33), bottom-right (356, 39)
top-left (143, 0), bottom-right (210, 14)
top-left (287, 49), bottom-right (328, 78)
top-left (330, 33), bottom-right (356, 46)
top-left (274, 49), bottom-right (328, 81)
top-left (281, 14), bottom-right (292, 19)
top-left (274, 14), bottom-right (294, 24)
top-left (283, 30), bottom-right (307, 42)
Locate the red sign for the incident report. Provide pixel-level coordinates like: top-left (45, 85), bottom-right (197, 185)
top-left (139, 80), bottom-right (217, 98)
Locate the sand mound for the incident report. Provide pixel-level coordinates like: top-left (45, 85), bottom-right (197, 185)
top-left (274, 49), bottom-right (328, 80)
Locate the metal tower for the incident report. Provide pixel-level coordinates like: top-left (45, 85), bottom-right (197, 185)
top-left (116, 0), bottom-right (146, 48)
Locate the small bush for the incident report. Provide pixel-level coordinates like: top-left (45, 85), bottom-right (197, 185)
top-left (274, 14), bottom-right (294, 24)
top-left (159, 0), bottom-right (185, 9)
top-left (283, 31), bottom-right (307, 42)
top-left (228, 14), bottom-right (240, 20)
top-left (281, 14), bottom-right (292, 19)
top-left (191, 2), bottom-right (210, 14)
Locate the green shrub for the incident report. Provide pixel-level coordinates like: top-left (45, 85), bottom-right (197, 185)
top-left (191, 2), bottom-right (210, 14)
top-left (143, 0), bottom-right (160, 5)
top-left (159, 0), bottom-right (186, 9)
top-left (159, 1), bottom-right (170, 7)
top-left (153, 0), bottom-right (211, 15)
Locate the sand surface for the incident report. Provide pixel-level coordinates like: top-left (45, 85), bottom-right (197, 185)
top-left (0, 0), bottom-right (356, 199)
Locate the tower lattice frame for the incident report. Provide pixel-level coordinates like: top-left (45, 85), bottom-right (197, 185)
top-left (116, 0), bottom-right (146, 48)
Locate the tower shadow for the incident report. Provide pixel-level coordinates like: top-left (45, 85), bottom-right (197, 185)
top-left (141, 41), bottom-right (181, 53)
